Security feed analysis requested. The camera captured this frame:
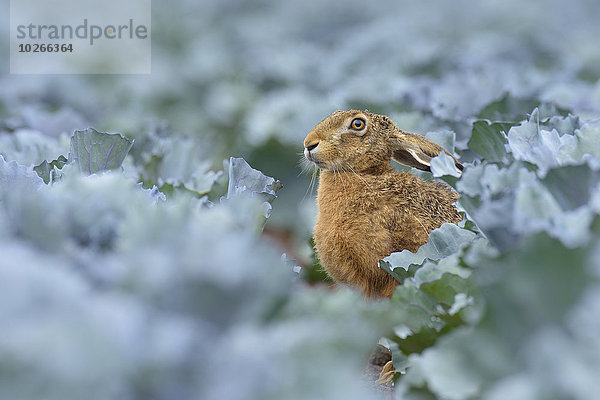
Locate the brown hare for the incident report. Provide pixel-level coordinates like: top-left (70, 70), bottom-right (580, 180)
top-left (304, 110), bottom-right (463, 298)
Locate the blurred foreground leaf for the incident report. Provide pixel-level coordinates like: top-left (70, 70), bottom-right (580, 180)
top-left (397, 232), bottom-right (597, 400)
top-left (0, 155), bottom-right (44, 196)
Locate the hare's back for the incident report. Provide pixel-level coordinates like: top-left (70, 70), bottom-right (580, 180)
top-left (387, 171), bottom-right (461, 225)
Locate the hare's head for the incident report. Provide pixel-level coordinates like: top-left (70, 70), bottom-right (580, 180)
top-left (304, 110), bottom-right (463, 173)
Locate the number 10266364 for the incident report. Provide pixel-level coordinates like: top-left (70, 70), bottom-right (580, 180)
top-left (18, 43), bottom-right (74, 53)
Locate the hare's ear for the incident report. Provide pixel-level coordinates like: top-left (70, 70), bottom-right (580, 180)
top-left (390, 130), bottom-right (463, 173)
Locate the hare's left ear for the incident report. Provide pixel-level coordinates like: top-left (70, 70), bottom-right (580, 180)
top-left (389, 130), bottom-right (463, 173)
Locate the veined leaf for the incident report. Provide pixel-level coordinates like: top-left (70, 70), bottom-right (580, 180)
top-left (68, 128), bottom-right (133, 175)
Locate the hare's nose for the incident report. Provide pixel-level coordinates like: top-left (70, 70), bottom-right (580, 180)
top-left (306, 143), bottom-right (318, 152)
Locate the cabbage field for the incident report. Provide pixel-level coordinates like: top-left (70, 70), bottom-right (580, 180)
top-left (1, 0), bottom-right (600, 399)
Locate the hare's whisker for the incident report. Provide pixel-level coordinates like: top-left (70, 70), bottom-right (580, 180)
top-left (303, 166), bottom-right (318, 201)
top-left (297, 156), bottom-right (315, 177)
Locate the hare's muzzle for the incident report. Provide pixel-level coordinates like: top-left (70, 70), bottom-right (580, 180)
top-left (304, 142), bottom-right (319, 162)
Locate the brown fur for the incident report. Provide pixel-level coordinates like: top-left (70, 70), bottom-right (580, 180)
top-left (304, 110), bottom-right (462, 298)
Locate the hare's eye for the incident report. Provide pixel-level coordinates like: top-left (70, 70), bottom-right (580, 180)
top-left (350, 118), bottom-right (366, 131)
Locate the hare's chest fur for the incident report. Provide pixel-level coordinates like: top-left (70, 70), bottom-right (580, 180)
top-left (313, 171), bottom-right (399, 297)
